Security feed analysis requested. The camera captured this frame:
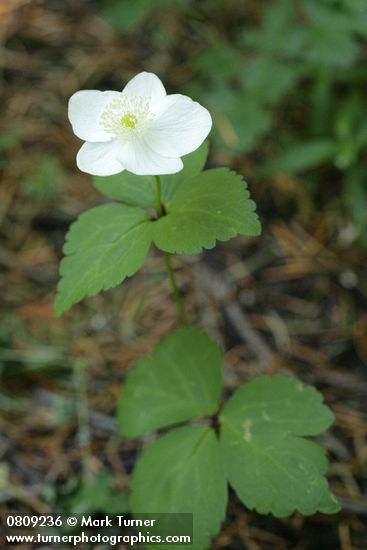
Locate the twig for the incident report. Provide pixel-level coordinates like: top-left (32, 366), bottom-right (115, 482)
top-left (198, 265), bottom-right (273, 364)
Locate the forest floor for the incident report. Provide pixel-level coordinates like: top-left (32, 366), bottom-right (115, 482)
top-left (1, 1), bottom-right (367, 549)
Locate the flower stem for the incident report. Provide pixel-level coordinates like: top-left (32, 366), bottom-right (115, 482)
top-left (164, 252), bottom-right (187, 326)
top-left (155, 175), bottom-right (187, 326)
top-left (155, 175), bottom-right (163, 217)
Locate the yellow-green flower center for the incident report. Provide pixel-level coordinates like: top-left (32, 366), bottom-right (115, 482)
top-left (101, 94), bottom-right (153, 137)
top-left (121, 113), bottom-right (138, 128)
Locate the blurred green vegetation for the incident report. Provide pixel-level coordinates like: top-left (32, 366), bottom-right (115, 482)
top-left (21, 155), bottom-right (65, 203)
top-left (101, 0), bottom-right (367, 242)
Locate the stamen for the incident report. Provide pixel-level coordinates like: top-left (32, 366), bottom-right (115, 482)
top-left (100, 93), bottom-right (154, 137)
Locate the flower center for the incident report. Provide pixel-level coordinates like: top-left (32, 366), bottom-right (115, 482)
top-left (100, 94), bottom-right (153, 138)
top-left (121, 113), bottom-right (138, 128)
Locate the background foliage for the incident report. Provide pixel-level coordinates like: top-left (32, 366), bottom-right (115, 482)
top-left (102, 0), bottom-right (367, 242)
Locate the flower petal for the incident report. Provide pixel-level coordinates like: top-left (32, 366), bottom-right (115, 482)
top-left (122, 72), bottom-right (166, 114)
top-left (147, 94), bottom-right (212, 158)
top-left (117, 138), bottom-right (183, 175)
top-left (68, 90), bottom-right (120, 142)
top-left (76, 140), bottom-right (124, 176)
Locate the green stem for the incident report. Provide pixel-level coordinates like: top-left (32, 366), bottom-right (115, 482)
top-left (155, 175), bottom-right (163, 217)
top-left (164, 252), bottom-right (187, 326)
top-left (155, 175), bottom-right (187, 326)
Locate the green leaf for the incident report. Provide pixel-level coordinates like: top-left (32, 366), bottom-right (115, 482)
top-left (67, 469), bottom-right (130, 514)
top-left (202, 86), bottom-right (272, 152)
top-left (220, 376), bottom-right (340, 517)
top-left (59, 160), bottom-right (260, 313)
top-left (240, 0), bottom-right (298, 55)
top-left (243, 60), bottom-right (297, 105)
top-left (263, 139), bottom-right (337, 174)
top-left (93, 142), bottom-right (209, 208)
top-left (22, 155), bottom-right (65, 201)
top-left (153, 168), bottom-right (261, 254)
top-left (118, 327), bottom-right (222, 438)
top-left (0, 129), bottom-right (23, 152)
top-left (94, 173), bottom-right (156, 208)
top-left (304, 27), bottom-right (358, 68)
top-left (95, 163), bottom-right (260, 257)
top-left (191, 42), bottom-right (243, 83)
top-left (303, 2), bottom-right (358, 67)
top-left (345, 166), bottom-right (367, 243)
top-left (54, 203), bottom-right (151, 316)
top-left (161, 141), bottom-right (209, 202)
top-left (102, 0), bottom-right (156, 32)
top-left (227, 95), bottom-right (273, 153)
top-left (131, 425), bottom-right (228, 550)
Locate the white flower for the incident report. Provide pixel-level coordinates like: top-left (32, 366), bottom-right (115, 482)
top-left (68, 72), bottom-right (212, 176)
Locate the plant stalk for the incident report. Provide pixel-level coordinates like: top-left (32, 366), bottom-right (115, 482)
top-left (155, 175), bottom-right (163, 217)
top-left (155, 175), bottom-right (187, 326)
top-left (164, 252), bottom-right (187, 326)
